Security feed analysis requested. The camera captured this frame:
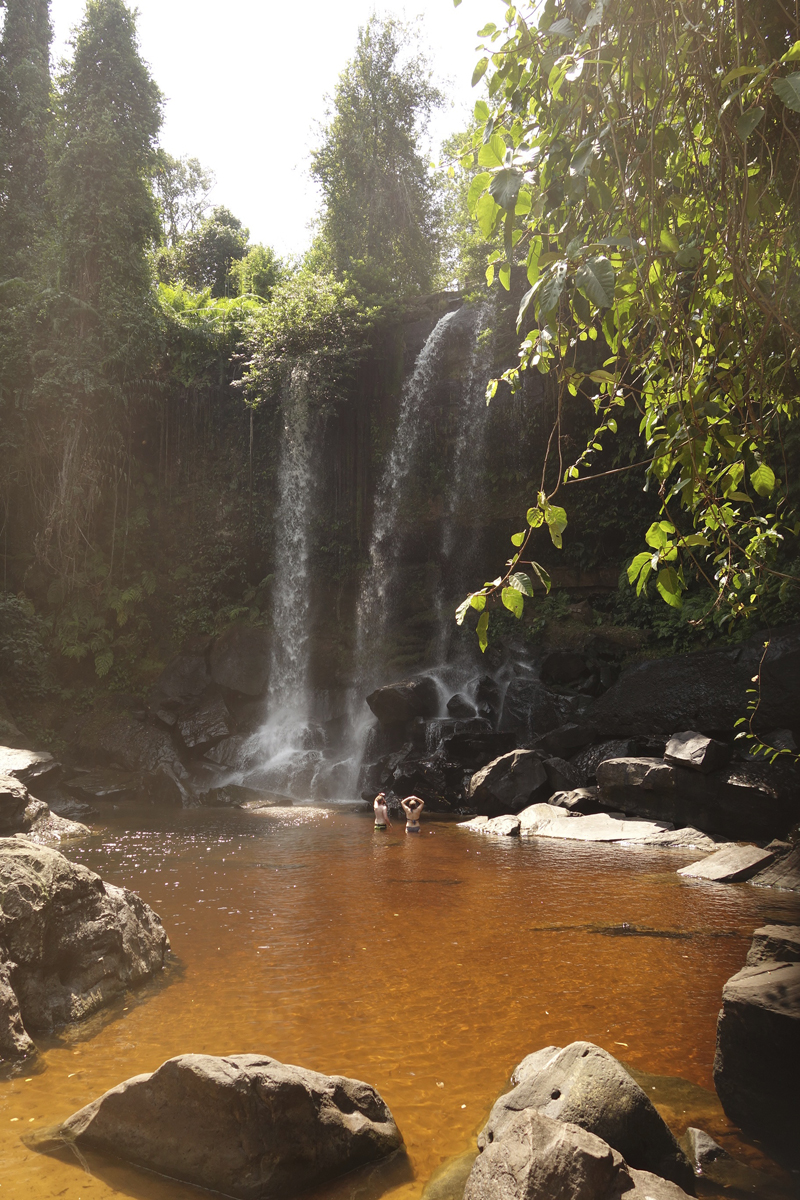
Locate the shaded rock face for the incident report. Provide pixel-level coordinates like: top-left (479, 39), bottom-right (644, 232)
top-left (0, 838), bottom-right (169, 1061)
top-left (1, 771), bottom-right (88, 844)
top-left (485, 1042), bottom-right (695, 1191)
top-left (713, 927), bottom-right (800, 1160)
top-left (468, 750), bottom-right (549, 817)
top-left (73, 715), bottom-right (190, 804)
top-left (498, 679), bottom-right (567, 744)
top-left (149, 654), bottom-right (210, 725)
top-left (749, 846), bottom-right (800, 891)
top-left (209, 625), bottom-right (271, 696)
top-left (367, 676), bottom-right (441, 726)
top-left (465, 1108), bottom-right (692, 1200)
top-left (595, 757), bottom-right (795, 840)
top-left (583, 626), bottom-right (800, 737)
top-left (0, 774), bottom-right (29, 834)
top-left (52, 1052), bottom-right (403, 1200)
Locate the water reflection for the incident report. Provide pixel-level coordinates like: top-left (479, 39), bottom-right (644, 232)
top-left (2, 803), bottom-right (797, 1200)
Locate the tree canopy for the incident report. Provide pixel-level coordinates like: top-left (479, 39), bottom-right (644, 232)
top-left (456, 0), bottom-right (800, 647)
top-left (310, 15), bottom-right (444, 295)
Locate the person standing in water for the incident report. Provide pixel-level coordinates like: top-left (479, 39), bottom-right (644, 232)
top-left (401, 795), bottom-right (424, 833)
top-left (373, 792), bottom-right (392, 831)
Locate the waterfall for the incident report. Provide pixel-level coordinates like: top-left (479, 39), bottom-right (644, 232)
top-left (248, 365), bottom-right (322, 795)
top-left (435, 301), bottom-right (495, 659)
top-left (354, 309), bottom-right (457, 674)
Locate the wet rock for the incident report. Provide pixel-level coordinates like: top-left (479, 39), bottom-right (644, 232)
top-left (485, 1041), bottom-right (694, 1190)
top-left (636, 827), bottom-right (721, 851)
top-left (518, 803), bottom-right (578, 836)
top-left (531, 812), bottom-right (676, 844)
top-left (443, 730), bottom-right (516, 770)
top-left (0, 838), bottom-right (168, 1060)
top-left (204, 734), bottom-right (254, 770)
top-left (64, 768), bottom-right (146, 800)
top-left (746, 925), bottom-right (800, 966)
top-left (22, 799), bottom-right (89, 844)
top-left (447, 693), bottom-right (476, 719)
top-left (544, 756), bottom-right (582, 793)
top-left (73, 715), bottom-right (190, 804)
top-left (748, 846), bottom-right (800, 891)
top-left (0, 959), bottom-right (35, 1062)
top-left (678, 845), bottom-right (774, 883)
top-left (664, 732), bottom-right (732, 775)
top-left (583, 625), bottom-right (800, 737)
top-left (468, 750), bottom-right (549, 817)
top-left (475, 675), bottom-right (502, 723)
top-left (0, 745), bottom-right (58, 786)
top-left (48, 1052), bottom-right (403, 1198)
top-left (149, 654), bottom-right (210, 724)
top-left (422, 1148), bottom-right (478, 1200)
top-left (542, 651), bottom-right (588, 685)
top-left (0, 773), bottom-right (29, 833)
top-left (391, 756), bottom-right (461, 811)
top-left (177, 694), bottom-right (233, 750)
top-left (713, 944), bottom-right (800, 1159)
top-left (595, 757), bottom-right (795, 840)
top-left (367, 676), bottom-right (440, 726)
top-left (533, 723), bottom-right (595, 760)
top-left (499, 678), bottom-right (567, 743)
top-left (570, 740), bottom-right (632, 784)
top-left (681, 1127), bottom-right (786, 1196)
top-left (209, 624), bottom-right (271, 696)
top-left (548, 787), bottom-right (600, 814)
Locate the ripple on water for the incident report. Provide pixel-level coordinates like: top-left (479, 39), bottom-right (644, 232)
top-left (1, 802), bottom-right (798, 1200)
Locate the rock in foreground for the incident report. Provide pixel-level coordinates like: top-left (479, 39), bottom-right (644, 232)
top-left (465, 1108), bottom-right (692, 1200)
top-left (678, 844), bottom-right (774, 883)
top-left (713, 927), bottom-right (800, 1160)
top-left (0, 838), bottom-right (169, 1062)
top-left (50, 1053), bottom-right (403, 1199)
top-left (484, 1042), bottom-right (694, 1191)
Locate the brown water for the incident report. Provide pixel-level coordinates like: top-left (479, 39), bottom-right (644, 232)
top-left (1, 803), bottom-right (798, 1200)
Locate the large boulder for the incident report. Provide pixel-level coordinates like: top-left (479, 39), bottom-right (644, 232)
top-left (0, 837), bottom-right (169, 1061)
top-left (595, 757), bottom-right (795, 840)
top-left (210, 625), bottom-right (271, 696)
top-left (1, 773), bottom-right (88, 843)
top-left (49, 1052), bottom-right (403, 1199)
top-left (177, 694), bottom-right (233, 750)
top-left (465, 1108), bottom-right (691, 1200)
top-left (73, 714), bottom-right (190, 803)
top-left (677, 844), bottom-right (775, 884)
top-left (498, 678), bottom-right (567, 743)
top-left (713, 928), bottom-right (800, 1159)
top-left (366, 676), bottom-right (441, 726)
top-left (483, 1042), bottom-right (694, 1191)
top-left (0, 744), bottom-right (59, 786)
top-left (443, 730), bottom-right (516, 770)
top-left (468, 750), bottom-right (549, 816)
top-left (583, 626), bottom-right (800, 737)
top-left (664, 732), bottom-right (732, 775)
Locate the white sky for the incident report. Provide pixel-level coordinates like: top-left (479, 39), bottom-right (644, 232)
top-left (48, 0), bottom-right (488, 255)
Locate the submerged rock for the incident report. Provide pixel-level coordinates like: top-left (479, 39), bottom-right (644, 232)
top-left (681, 1127), bottom-right (788, 1197)
top-left (713, 929), bottom-right (800, 1160)
top-left (46, 1052), bottom-right (403, 1199)
top-left (0, 838), bottom-right (169, 1062)
top-left (485, 1042), bottom-right (695, 1191)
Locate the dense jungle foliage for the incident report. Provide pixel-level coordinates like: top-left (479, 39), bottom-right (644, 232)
top-left (1, 0), bottom-right (799, 724)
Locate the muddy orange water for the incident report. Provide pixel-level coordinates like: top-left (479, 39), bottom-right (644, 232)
top-left (1, 803), bottom-right (798, 1200)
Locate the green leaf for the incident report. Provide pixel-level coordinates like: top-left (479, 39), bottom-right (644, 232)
top-left (735, 107), bottom-right (765, 140)
top-left (774, 72), bottom-right (800, 112)
top-left (455, 596), bottom-right (471, 625)
top-left (569, 140), bottom-right (595, 176)
top-left (472, 57), bottom-right (489, 87)
top-left (538, 262), bottom-right (568, 317)
top-left (750, 463), bottom-right (775, 497)
top-left (656, 567), bottom-right (683, 609)
top-left (544, 503), bottom-right (568, 548)
top-left (548, 18), bottom-right (575, 36)
top-left (476, 611), bottom-right (490, 652)
top-left (508, 571), bottom-right (534, 596)
top-left (782, 41), bottom-right (800, 62)
top-left (467, 172), bottom-right (491, 215)
top-left (576, 256), bottom-right (615, 307)
top-left (627, 551), bottom-right (651, 584)
top-left (526, 506), bottom-right (544, 528)
top-left (502, 586), bottom-right (525, 618)
top-left (530, 561), bottom-right (552, 593)
top-left (470, 593), bottom-right (487, 612)
top-left (489, 167), bottom-right (524, 211)
top-left (645, 520), bottom-right (674, 549)
top-left (659, 229), bottom-right (679, 253)
top-left (476, 192), bottom-right (502, 238)
top-left (478, 133), bottom-right (507, 167)
top-left (511, 531), bottom-right (526, 547)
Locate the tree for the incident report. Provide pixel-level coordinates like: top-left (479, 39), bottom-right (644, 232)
top-left (0, 0), bottom-right (52, 278)
top-left (179, 205), bottom-right (248, 296)
top-left (153, 150), bottom-right (214, 246)
top-left (229, 243), bottom-right (284, 301)
top-left (457, 0), bottom-right (800, 648)
top-left (31, 0), bottom-right (163, 581)
top-left (310, 15), bottom-right (443, 295)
